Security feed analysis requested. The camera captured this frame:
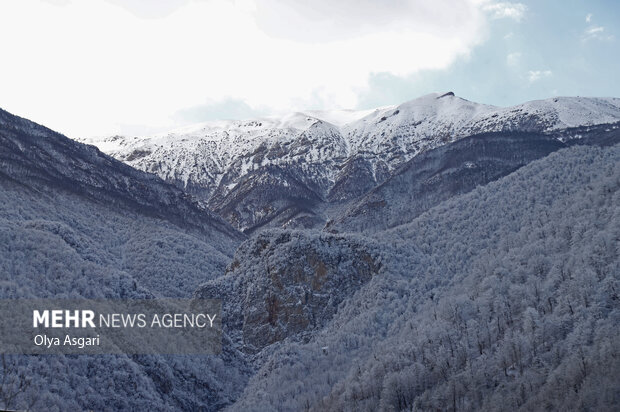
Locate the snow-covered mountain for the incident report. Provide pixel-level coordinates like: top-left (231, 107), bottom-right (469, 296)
top-left (78, 93), bottom-right (620, 233)
top-left (2, 105), bottom-right (619, 411)
top-left (0, 108), bottom-right (244, 247)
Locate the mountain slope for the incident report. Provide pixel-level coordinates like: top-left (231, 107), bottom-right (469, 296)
top-left (327, 125), bottom-right (620, 233)
top-left (343, 93), bottom-right (620, 160)
top-left (0, 108), bottom-right (244, 249)
top-left (78, 94), bottom-right (620, 233)
top-left (0, 107), bottom-right (248, 410)
top-left (225, 143), bottom-right (620, 411)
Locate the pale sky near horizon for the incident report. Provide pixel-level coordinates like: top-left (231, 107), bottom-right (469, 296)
top-left (0, 0), bottom-right (618, 138)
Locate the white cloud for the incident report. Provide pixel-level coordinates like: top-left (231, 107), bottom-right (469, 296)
top-left (587, 26), bottom-right (604, 35)
top-left (527, 70), bottom-right (552, 82)
top-left (506, 52), bottom-right (521, 66)
top-left (582, 14), bottom-right (614, 42)
top-left (581, 26), bottom-right (614, 42)
top-left (0, 0), bottom-right (492, 138)
top-left (582, 25), bottom-right (614, 42)
top-left (483, 2), bottom-right (527, 22)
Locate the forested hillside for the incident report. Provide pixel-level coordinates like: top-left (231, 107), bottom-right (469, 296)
top-left (0, 108), bottom-right (249, 410)
top-left (225, 144), bottom-right (619, 411)
top-left (1, 105), bottom-right (618, 411)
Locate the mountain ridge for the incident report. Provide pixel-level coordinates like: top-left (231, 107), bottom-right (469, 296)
top-left (0, 107), bottom-right (245, 247)
top-left (75, 93), bottom-right (620, 233)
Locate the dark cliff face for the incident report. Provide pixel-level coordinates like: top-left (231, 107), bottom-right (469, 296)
top-left (195, 230), bottom-right (381, 354)
top-left (0, 108), bottom-right (245, 251)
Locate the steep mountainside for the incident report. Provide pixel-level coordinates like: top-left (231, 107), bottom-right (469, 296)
top-left (77, 94), bottom-right (620, 233)
top-left (221, 144), bottom-right (620, 411)
top-left (328, 125), bottom-right (620, 233)
top-left (0, 108), bottom-right (248, 410)
top-left (0, 108), bottom-right (244, 248)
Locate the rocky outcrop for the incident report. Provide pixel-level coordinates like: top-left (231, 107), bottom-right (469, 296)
top-left (195, 230), bottom-right (381, 353)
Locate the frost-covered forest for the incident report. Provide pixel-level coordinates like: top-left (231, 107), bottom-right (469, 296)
top-left (226, 145), bottom-right (619, 411)
top-left (0, 104), bottom-right (618, 411)
top-left (0, 109), bottom-right (249, 410)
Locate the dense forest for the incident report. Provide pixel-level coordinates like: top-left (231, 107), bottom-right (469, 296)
top-left (0, 105), bottom-right (618, 410)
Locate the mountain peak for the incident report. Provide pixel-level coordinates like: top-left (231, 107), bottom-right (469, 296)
top-left (74, 94), bottom-right (620, 233)
top-left (437, 91), bottom-right (455, 98)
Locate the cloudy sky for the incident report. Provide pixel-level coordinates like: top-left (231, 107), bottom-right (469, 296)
top-left (0, 0), bottom-right (618, 138)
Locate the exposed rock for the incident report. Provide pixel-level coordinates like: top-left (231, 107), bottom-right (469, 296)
top-left (195, 230), bottom-right (381, 353)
